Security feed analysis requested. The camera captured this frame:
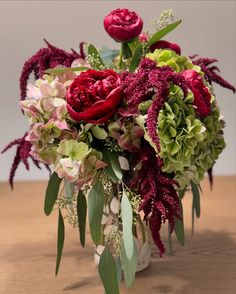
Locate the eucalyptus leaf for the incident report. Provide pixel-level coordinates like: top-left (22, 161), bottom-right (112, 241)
top-left (147, 20), bottom-right (182, 46)
top-left (100, 48), bottom-right (119, 63)
top-left (175, 217), bottom-right (185, 246)
top-left (120, 238), bottom-right (138, 289)
top-left (88, 44), bottom-right (105, 69)
top-left (91, 125), bottom-right (107, 140)
top-left (44, 172), bottom-right (62, 216)
top-left (115, 257), bottom-right (122, 286)
top-left (102, 150), bottom-right (122, 183)
top-left (98, 247), bottom-right (120, 294)
top-left (55, 209), bottom-right (65, 275)
top-left (178, 188), bottom-right (186, 200)
top-left (64, 180), bottom-right (75, 199)
top-left (191, 181), bottom-right (201, 218)
top-left (88, 180), bottom-right (104, 245)
top-left (174, 200), bottom-right (185, 246)
top-left (45, 66), bottom-right (89, 74)
top-left (121, 192), bottom-right (133, 260)
top-left (129, 44), bottom-right (143, 72)
top-left (77, 190), bottom-right (87, 247)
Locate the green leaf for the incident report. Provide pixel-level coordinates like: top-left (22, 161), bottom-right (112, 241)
top-left (147, 20), bottom-right (182, 46)
top-left (115, 257), bottom-right (122, 286)
top-left (55, 209), bottom-right (65, 275)
top-left (44, 172), bottom-right (62, 216)
top-left (77, 190), bottom-right (87, 247)
top-left (129, 44), bottom-right (143, 72)
top-left (100, 48), bottom-right (119, 63)
top-left (191, 181), bottom-right (201, 218)
top-left (121, 192), bottom-right (133, 260)
top-left (88, 44), bottom-right (105, 69)
top-left (174, 200), bottom-right (185, 246)
top-left (102, 150), bottom-right (122, 183)
top-left (120, 238), bottom-right (138, 289)
top-left (44, 66), bottom-right (89, 74)
top-left (123, 42), bottom-right (133, 59)
top-left (98, 247), bottom-right (120, 294)
top-left (178, 188), bottom-right (186, 200)
top-left (175, 217), bottom-right (185, 246)
top-left (91, 125), bottom-right (108, 140)
top-left (88, 180), bottom-right (104, 245)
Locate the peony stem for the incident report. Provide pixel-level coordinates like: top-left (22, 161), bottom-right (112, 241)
top-left (119, 43), bottom-right (124, 68)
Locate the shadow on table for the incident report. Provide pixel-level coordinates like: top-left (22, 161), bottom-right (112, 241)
top-left (122, 230), bottom-right (236, 294)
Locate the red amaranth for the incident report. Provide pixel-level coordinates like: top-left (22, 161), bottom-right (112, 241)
top-left (131, 145), bottom-right (180, 256)
top-left (121, 58), bottom-right (188, 151)
top-left (1, 133), bottom-right (50, 189)
top-left (190, 55), bottom-right (235, 93)
top-left (20, 40), bottom-right (84, 101)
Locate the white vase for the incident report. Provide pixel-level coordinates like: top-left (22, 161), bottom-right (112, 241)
top-left (94, 237), bottom-right (151, 272)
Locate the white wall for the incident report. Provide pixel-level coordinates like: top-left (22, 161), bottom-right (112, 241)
top-left (0, 1), bottom-right (235, 182)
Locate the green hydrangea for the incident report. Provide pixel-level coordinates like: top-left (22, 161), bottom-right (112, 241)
top-left (146, 49), bottom-right (201, 72)
top-left (157, 85), bottom-right (226, 188)
top-left (57, 140), bottom-right (90, 160)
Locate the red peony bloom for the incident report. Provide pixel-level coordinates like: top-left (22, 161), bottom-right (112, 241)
top-left (150, 40), bottom-right (181, 55)
top-left (104, 8), bottom-right (143, 42)
top-left (66, 69), bottom-right (122, 124)
top-left (182, 69), bottom-right (211, 117)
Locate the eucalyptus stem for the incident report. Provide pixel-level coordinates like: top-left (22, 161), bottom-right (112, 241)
top-left (132, 224), bottom-right (138, 238)
top-left (137, 215), bottom-right (146, 244)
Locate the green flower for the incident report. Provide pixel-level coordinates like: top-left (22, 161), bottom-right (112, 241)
top-left (146, 49), bottom-right (201, 72)
top-left (57, 140), bottom-right (90, 160)
top-left (157, 84), bottom-right (225, 189)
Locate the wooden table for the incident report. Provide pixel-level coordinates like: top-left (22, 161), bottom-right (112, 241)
top-left (0, 177), bottom-right (236, 294)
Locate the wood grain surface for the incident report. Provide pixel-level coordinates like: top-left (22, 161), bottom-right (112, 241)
top-left (0, 176), bottom-right (236, 294)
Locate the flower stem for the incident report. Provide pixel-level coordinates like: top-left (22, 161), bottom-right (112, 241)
top-left (137, 215), bottom-right (146, 244)
top-left (119, 43), bottom-right (124, 69)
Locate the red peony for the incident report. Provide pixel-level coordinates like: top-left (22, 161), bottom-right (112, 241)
top-left (104, 8), bottom-right (143, 42)
top-left (150, 40), bottom-right (181, 55)
top-left (66, 69), bottom-right (122, 124)
top-left (182, 69), bottom-right (211, 117)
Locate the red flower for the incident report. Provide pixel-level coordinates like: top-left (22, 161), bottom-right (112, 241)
top-left (150, 40), bottom-right (181, 55)
top-left (66, 69), bottom-right (122, 124)
top-left (104, 8), bottom-right (143, 42)
top-left (182, 69), bottom-right (211, 117)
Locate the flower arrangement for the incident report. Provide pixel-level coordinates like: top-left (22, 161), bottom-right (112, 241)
top-left (2, 8), bottom-right (235, 293)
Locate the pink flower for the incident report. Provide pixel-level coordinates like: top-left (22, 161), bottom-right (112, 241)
top-left (150, 40), bottom-right (181, 55)
top-left (139, 32), bottom-right (149, 43)
top-left (104, 8), bottom-right (143, 42)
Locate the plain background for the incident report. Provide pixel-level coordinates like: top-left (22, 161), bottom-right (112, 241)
top-left (0, 0), bottom-right (235, 182)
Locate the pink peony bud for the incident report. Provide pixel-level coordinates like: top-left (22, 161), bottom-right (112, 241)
top-left (139, 32), bottom-right (149, 43)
